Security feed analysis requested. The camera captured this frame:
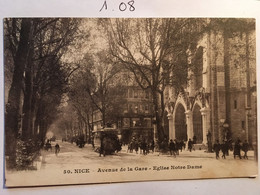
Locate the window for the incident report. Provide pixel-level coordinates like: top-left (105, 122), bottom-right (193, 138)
top-left (129, 104), bottom-right (133, 112)
top-left (129, 88), bottom-right (133, 98)
top-left (144, 118), bottom-right (152, 127)
top-left (132, 118), bottom-right (141, 127)
top-left (145, 104), bottom-right (149, 113)
top-left (140, 105), bottom-right (144, 113)
top-left (139, 90), bottom-right (144, 98)
top-left (122, 118), bottom-right (130, 127)
top-left (241, 121), bottom-right (245, 129)
top-left (134, 90), bottom-right (138, 98)
top-left (234, 100), bottom-right (237, 109)
top-left (123, 104), bottom-right (128, 113)
top-left (134, 104), bottom-right (139, 113)
top-left (123, 90), bottom-right (128, 98)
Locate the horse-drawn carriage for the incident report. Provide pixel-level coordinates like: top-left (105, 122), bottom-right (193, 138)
top-left (76, 136), bottom-right (86, 148)
top-left (93, 128), bottom-right (122, 156)
top-left (44, 142), bottom-right (52, 151)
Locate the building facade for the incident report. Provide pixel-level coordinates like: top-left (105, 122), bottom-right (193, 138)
top-left (91, 72), bottom-right (155, 144)
top-left (118, 86), bottom-right (154, 144)
top-left (166, 26), bottom-right (257, 147)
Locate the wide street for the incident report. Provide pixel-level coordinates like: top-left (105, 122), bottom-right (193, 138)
top-left (41, 139), bottom-right (256, 169)
top-left (5, 139), bottom-right (258, 187)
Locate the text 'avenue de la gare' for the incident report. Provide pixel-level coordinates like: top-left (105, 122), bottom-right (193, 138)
top-left (97, 165), bottom-right (202, 172)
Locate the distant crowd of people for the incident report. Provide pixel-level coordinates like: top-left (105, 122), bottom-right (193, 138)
top-left (43, 135), bottom-right (251, 160)
top-left (125, 136), bottom-right (251, 160)
top-left (213, 138), bottom-right (249, 160)
top-left (126, 137), bottom-right (186, 157)
top-left (127, 137), bottom-right (155, 155)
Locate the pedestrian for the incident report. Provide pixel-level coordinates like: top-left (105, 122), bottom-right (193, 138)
top-left (207, 131), bottom-right (213, 152)
top-left (180, 140), bottom-right (185, 152)
top-left (146, 140), bottom-right (150, 155)
top-left (174, 139), bottom-right (179, 155)
top-left (233, 138), bottom-right (242, 159)
top-left (134, 139), bottom-right (139, 154)
top-left (213, 140), bottom-right (221, 159)
top-left (158, 138), bottom-right (168, 156)
top-left (242, 140), bottom-right (249, 159)
top-left (221, 140), bottom-right (228, 159)
top-left (45, 141), bottom-right (52, 151)
top-left (188, 139), bottom-right (193, 152)
top-left (55, 143), bottom-right (60, 156)
top-left (128, 141), bottom-right (133, 153)
top-left (150, 140), bottom-right (155, 153)
top-left (141, 139), bottom-right (147, 155)
top-left (169, 139), bottom-right (176, 157)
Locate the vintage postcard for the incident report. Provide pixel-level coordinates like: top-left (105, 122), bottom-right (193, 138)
top-left (3, 18), bottom-right (258, 187)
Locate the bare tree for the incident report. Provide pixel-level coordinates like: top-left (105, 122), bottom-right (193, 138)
top-left (68, 67), bottom-right (95, 143)
top-left (101, 18), bottom-right (206, 142)
top-left (69, 50), bottom-right (126, 128)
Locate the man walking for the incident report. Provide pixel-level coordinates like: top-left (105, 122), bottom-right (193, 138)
top-left (188, 139), bottom-right (193, 152)
top-left (213, 140), bottom-right (221, 159)
top-left (234, 138), bottom-right (242, 159)
top-left (55, 143), bottom-right (60, 156)
top-left (221, 140), bottom-right (228, 159)
top-left (169, 139), bottom-right (176, 157)
top-left (242, 140), bottom-right (249, 159)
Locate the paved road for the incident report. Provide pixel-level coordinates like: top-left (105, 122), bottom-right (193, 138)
top-left (5, 139), bottom-right (258, 187)
top-left (41, 139), bottom-right (256, 167)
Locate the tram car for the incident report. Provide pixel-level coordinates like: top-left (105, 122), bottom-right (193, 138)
top-left (93, 128), bottom-right (122, 155)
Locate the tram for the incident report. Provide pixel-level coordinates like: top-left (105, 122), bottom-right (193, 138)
top-left (93, 127), bottom-right (122, 155)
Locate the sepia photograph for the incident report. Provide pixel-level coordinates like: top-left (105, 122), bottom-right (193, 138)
top-left (3, 18), bottom-right (258, 187)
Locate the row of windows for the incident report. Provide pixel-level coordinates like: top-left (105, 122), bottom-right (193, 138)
top-left (121, 118), bottom-right (152, 128)
top-left (124, 103), bottom-right (152, 114)
top-left (93, 102), bottom-right (152, 121)
top-left (126, 88), bottom-right (151, 99)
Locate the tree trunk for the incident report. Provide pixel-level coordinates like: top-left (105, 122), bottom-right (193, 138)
top-left (30, 92), bottom-right (38, 136)
top-left (34, 101), bottom-right (46, 141)
top-left (102, 105), bottom-right (106, 127)
top-left (37, 103), bottom-right (48, 141)
top-left (152, 89), bottom-right (164, 142)
top-left (22, 45), bottom-right (34, 140)
top-left (5, 19), bottom-right (32, 169)
top-left (159, 91), bottom-right (167, 136)
top-left (86, 113), bottom-right (92, 143)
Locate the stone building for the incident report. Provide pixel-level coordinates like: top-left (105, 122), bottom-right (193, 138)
top-left (91, 71), bottom-right (154, 144)
top-left (166, 22), bottom-right (257, 147)
top-left (118, 86), bottom-right (154, 144)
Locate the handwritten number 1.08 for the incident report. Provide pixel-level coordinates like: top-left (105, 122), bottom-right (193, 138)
top-left (100, 1), bottom-right (135, 12)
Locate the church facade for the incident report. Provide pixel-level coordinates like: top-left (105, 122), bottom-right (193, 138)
top-left (166, 25), bottom-right (256, 147)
